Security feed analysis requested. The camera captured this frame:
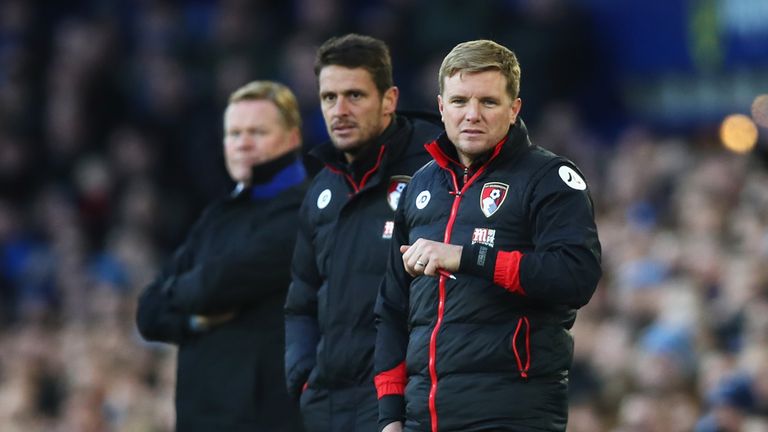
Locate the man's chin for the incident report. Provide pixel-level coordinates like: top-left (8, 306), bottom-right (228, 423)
top-left (458, 140), bottom-right (493, 153)
top-left (331, 137), bottom-right (362, 152)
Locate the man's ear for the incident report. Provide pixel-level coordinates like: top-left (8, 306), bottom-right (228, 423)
top-left (510, 98), bottom-right (522, 124)
top-left (289, 127), bottom-right (301, 150)
top-left (382, 86), bottom-right (399, 116)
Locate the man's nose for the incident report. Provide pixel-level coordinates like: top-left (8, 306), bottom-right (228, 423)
top-left (333, 96), bottom-right (351, 116)
top-left (236, 134), bottom-right (255, 149)
top-left (465, 100), bottom-right (480, 122)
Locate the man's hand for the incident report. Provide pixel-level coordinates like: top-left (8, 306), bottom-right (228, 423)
top-left (190, 311), bottom-right (237, 331)
top-left (400, 239), bottom-right (462, 277)
top-left (382, 421), bottom-right (403, 432)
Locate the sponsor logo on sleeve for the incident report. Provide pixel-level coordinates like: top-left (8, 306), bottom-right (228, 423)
top-left (415, 190), bottom-right (431, 210)
top-left (558, 166), bottom-right (587, 190)
top-left (317, 189), bottom-right (332, 209)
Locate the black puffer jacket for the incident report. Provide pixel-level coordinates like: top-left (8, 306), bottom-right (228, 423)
top-left (137, 156), bottom-right (308, 432)
top-left (284, 113), bottom-right (442, 430)
top-left (374, 119), bottom-right (602, 432)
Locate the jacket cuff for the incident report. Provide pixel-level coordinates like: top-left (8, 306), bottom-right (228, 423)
top-left (493, 250), bottom-right (525, 295)
top-left (459, 243), bottom-right (497, 280)
top-left (286, 369), bottom-right (311, 400)
top-left (374, 361), bottom-right (407, 398)
top-left (378, 394), bottom-right (405, 432)
top-left (460, 244), bottom-right (525, 295)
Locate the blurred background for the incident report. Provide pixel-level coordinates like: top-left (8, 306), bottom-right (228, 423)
top-left (0, 0), bottom-right (767, 430)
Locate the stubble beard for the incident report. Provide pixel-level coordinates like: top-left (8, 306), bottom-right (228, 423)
top-left (334, 132), bottom-right (379, 162)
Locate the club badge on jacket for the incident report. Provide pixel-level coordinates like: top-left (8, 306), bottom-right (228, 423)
top-left (480, 182), bottom-right (509, 217)
top-left (387, 175), bottom-right (411, 211)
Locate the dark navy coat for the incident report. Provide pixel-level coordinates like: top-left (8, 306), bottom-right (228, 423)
top-left (137, 158), bottom-right (307, 432)
top-left (285, 113), bottom-right (441, 432)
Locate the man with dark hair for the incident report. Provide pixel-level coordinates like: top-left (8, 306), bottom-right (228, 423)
top-left (375, 39), bottom-right (602, 432)
top-left (284, 34), bottom-right (442, 432)
top-left (137, 81), bottom-right (306, 432)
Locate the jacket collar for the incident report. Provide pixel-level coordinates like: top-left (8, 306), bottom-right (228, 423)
top-left (230, 153), bottom-right (307, 200)
top-left (425, 117), bottom-right (533, 172)
top-left (310, 114), bottom-right (413, 190)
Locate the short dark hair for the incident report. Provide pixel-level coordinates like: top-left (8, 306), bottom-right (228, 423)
top-left (314, 33), bottom-right (394, 97)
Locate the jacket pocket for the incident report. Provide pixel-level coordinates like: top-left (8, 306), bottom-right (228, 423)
top-left (510, 316), bottom-right (530, 379)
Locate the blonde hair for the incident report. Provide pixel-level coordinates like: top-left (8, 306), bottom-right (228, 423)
top-left (438, 40), bottom-right (521, 100)
top-left (228, 81), bottom-right (302, 130)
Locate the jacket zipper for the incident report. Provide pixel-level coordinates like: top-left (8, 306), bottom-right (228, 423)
top-left (324, 145), bottom-right (386, 194)
top-left (427, 192), bottom-right (460, 432)
top-left (511, 316), bottom-right (531, 379)
top-left (427, 163), bottom-right (487, 432)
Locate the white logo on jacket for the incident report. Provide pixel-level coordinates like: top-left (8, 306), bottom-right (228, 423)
top-left (558, 166), bottom-right (587, 190)
top-left (415, 191), bottom-right (431, 209)
top-left (472, 228), bottom-right (496, 247)
top-left (317, 189), bottom-right (332, 209)
top-left (382, 221), bottom-right (394, 239)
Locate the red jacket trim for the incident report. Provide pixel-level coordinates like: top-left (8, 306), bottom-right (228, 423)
top-left (324, 145), bottom-right (386, 194)
top-left (424, 135), bottom-right (508, 171)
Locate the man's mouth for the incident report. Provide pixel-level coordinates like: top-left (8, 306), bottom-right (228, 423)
top-left (333, 123), bottom-right (357, 135)
top-left (461, 129), bottom-right (484, 135)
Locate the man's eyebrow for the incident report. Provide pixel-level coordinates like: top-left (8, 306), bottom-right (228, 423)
top-left (342, 88), bottom-right (366, 95)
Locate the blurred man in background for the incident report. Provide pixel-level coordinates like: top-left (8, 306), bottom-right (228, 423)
top-left (136, 81), bottom-right (307, 432)
top-left (375, 40), bottom-right (602, 432)
top-left (284, 34), bottom-right (442, 432)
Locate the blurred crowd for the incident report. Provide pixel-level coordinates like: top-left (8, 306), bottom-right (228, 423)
top-left (0, 0), bottom-right (766, 431)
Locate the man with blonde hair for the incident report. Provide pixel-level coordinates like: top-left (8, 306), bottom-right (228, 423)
top-left (375, 40), bottom-right (602, 432)
top-left (138, 81), bottom-right (306, 431)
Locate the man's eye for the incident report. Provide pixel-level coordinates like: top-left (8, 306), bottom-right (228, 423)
top-left (451, 98), bottom-right (466, 105)
top-left (228, 131), bottom-right (241, 138)
top-left (322, 94), bottom-right (336, 102)
top-left (483, 100), bottom-right (498, 107)
top-left (349, 92), bottom-right (362, 100)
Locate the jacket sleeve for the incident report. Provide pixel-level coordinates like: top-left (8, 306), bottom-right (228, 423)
top-left (374, 201), bottom-right (412, 431)
top-left (166, 206), bottom-right (299, 314)
top-left (135, 243), bottom-right (194, 344)
top-left (284, 200), bottom-right (321, 398)
top-left (460, 162), bottom-right (602, 307)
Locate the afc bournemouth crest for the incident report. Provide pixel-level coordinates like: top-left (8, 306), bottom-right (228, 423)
top-left (480, 182), bottom-right (509, 218)
top-left (387, 175), bottom-right (411, 211)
